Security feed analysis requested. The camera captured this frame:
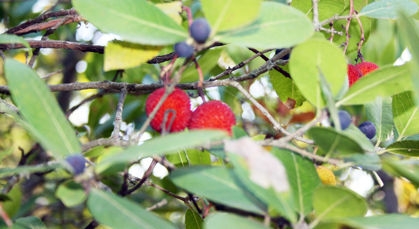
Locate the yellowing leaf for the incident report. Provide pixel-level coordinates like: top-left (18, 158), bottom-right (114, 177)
top-left (155, 2), bottom-right (183, 25)
top-left (104, 40), bottom-right (162, 71)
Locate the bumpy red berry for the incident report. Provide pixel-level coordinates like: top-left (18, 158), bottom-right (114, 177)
top-left (145, 87), bottom-right (191, 133)
top-left (355, 62), bottom-right (379, 76)
top-left (348, 64), bottom-right (362, 87)
top-left (188, 100), bottom-right (236, 135)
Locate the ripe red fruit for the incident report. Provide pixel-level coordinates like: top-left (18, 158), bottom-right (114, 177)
top-left (348, 64), bottom-right (362, 87)
top-left (145, 87), bottom-right (191, 133)
top-left (188, 100), bottom-right (236, 135)
top-left (355, 62), bottom-right (379, 76)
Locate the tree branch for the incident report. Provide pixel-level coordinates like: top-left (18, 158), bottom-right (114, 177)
top-left (110, 87), bottom-right (128, 139)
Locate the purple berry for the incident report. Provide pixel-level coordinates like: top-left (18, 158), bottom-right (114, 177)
top-left (332, 110), bottom-right (351, 130)
top-left (174, 42), bottom-right (194, 58)
top-left (190, 18), bottom-right (211, 43)
top-left (358, 121), bottom-right (376, 139)
top-left (65, 154), bottom-right (86, 175)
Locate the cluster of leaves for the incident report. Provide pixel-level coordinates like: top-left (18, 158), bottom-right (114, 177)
top-left (2, 0), bottom-right (419, 228)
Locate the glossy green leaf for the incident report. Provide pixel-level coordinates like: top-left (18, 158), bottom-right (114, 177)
top-left (205, 213), bottom-right (267, 229)
top-left (365, 97), bottom-right (394, 142)
top-left (201, 0), bottom-right (261, 33)
top-left (170, 166), bottom-right (267, 214)
top-left (272, 148), bottom-right (321, 215)
top-left (315, 214), bottom-right (419, 229)
top-left (185, 209), bottom-right (204, 229)
top-left (72, 0), bottom-right (188, 45)
top-left (228, 153), bottom-right (296, 222)
top-left (308, 127), bottom-right (364, 157)
top-left (165, 149), bottom-right (211, 167)
top-left (313, 186), bottom-right (367, 220)
top-left (269, 69), bottom-right (305, 107)
top-left (398, 11), bottom-right (419, 104)
top-left (337, 64), bottom-right (412, 106)
top-left (14, 216), bottom-right (47, 229)
top-left (359, 0), bottom-right (418, 19)
top-left (291, 0), bottom-right (346, 22)
top-left (55, 181), bottom-right (87, 208)
top-left (0, 34), bottom-right (30, 49)
top-left (104, 40), bottom-right (162, 71)
top-left (344, 152), bottom-right (382, 171)
top-left (88, 189), bottom-right (176, 229)
top-left (217, 2), bottom-right (314, 49)
top-left (4, 59), bottom-right (81, 159)
top-left (0, 163), bottom-right (62, 179)
top-left (393, 91), bottom-right (419, 139)
top-left (181, 48), bottom-right (223, 83)
top-left (340, 125), bottom-right (376, 152)
top-left (98, 130), bottom-right (227, 169)
top-left (290, 39), bottom-right (346, 107)
top-left (386, 140), bottom-right (419, 156)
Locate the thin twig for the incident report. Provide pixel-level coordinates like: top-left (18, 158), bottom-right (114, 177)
top-left (41, 69), bottom-right (62, 79)
top-left (124, 160), bottom-right (157, 196)
top-left (247, 48), bottom-right (291, 78)
top-left (146, 199), bottom-right (168, 211)
top-left (146, 180), bottom-right (189, 202)
top-left (110, 87), bottom-right (128, 139)
top-left (312, 0), bottom-right (320, 27)
top-left (65, 91), bottom-right (107, 118)
top-left (343, 0), bottom-right (355, 54)
top-left (14, 15), bottom-right (83, 36)
top-left (81, 138), bottom-right (134, 152)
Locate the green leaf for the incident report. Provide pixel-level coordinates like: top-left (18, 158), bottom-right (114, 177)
top-left (313, 186), bottom-right (367, 220)
top-left (88, 189), bottom-right (176, 229)
top-left (337, 64), bottom-right (412, 106)
top-left (386, 140), bottom-right (419, 156)
top-left (55, 181), bottom-right (87, 208)
top-left (383, 159), bottom-right (419, 186)
top-left (272, 148), bottom-right (321, 215)
top-left (393, 91), bottom-right (419, 139)
top-left (201, 0), bottom-right (261, 34)
top-left (97, 130), bottom-right (227, 171)
top-left (181, 48), bottom-right (223, 83)
top-left (365, 97), bottom-right (394, 142)
top-left (289, 39), bottom-right (346, 108)
top-left (308, 127), bottom-right (364, 157)
top-left (185, 209), bottom-right (204, 229)
top-left (14, 216), bottom-right (47, 229)
top-left (340, 125), bottom-right (375, 152)
top-left (72, 0), bottom-right (188, 45)
top-left (170, 166), bottom-right (267, 214)
top-left (398, 11), bottom-right (419, 104)
top-left (0, 163), bottom-right (62, 179)
top-left (217, 2), bottom-right (314, 49)
top-left (4, 59), bottom-right (81, 159)
top-left (205, 213), bottom-right (268, 229)
top-left (166, 149), bottom-right (211, 167)
top-left (104, 40), bottom-right (162, 71)
top-left (269, 69), bottom-right (305, 107)
top-left (359, 0), bottom-right (418, 19)
top-left (291, 0), bottom-right (346, 22)
top-left (345, 214), bottom-right (419, 229)
top-left (0, 34), bottom-right (30, 49)
top-left (228, 153), bottom-right (297, 222)
top-left (343, 152), bottom-right (382, 171)
top-left (318, 67), bottom-right (341, 130)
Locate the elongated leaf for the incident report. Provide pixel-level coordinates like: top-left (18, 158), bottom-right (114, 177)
top-left (72, 0), bottom-right (188, 45)
top-left (308, 127), bottom-right (364, 157)
top-left (316, 214), bottom-right (419, 229)
top-left (340, 125), bottom-right (376, 152)
top-left (337, 64), bottom-right (412, 106)
top-left (0, 34), bottom-right (30, 49)
top-left (170, 166), bottom-right (267, 214)
top-left (290, 39), bottom-right (346, 108)
top-left (88, 189), bottom-right (176, 229)
top-left (398, 11), bottom-right (419, 104)
top-left (205, 213), bottom-right (268, 229)
top-left (97, 130), bottom-right (227, 170)
top-left (217, 2), bottom-right (313, 49)
top-left (269, 69), bottom-right (305, 107)
top-left (272, 148), bottom-right (321, 215)
top-left (383, 159), bottom-right (419, 186)
top-left (343, 152), bottom-right (382, 171)
top-left (365, 97), bottom-right (394, 142)
top-left (291, 0), bottom-right (346, 22)
top-left (228, 153), bottom-right (297, 222)
top-left (185, 209), bottom-right (204, 229)
top-left (359, 0), bottom-right (418, 19)
top-left (386, 140), bottom-right (419, 156)
top-left (313, 186), bottom-right (367, 220)
top-left (393, 91), bottom-right (419, 139)
top-left (0, 163), bottom-right (62, 179)
top-left (14, 216), bottom-right (47, 229)
top-left (104, 40), bottom-right (162, 71)
top-left (201, 0), bottom-right (261, 33)
top-left (318, 67), bottom-right (340, 130)
top-left (4, 60), bottom-right (81, 159)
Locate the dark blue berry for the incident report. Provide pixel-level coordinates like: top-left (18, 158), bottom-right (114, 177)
top-left (358, 121), bottom-right (376, 139)
top-left (275, 48), bottom-right (290, 60)
top-left (190, 18), bottom-right (211, 43)
top-left (332, 110), bottom-right (351, 130)
top-left (174, 42), bottom-right (194, 58)
top-left (65, 154), bottom-right (86, 175)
